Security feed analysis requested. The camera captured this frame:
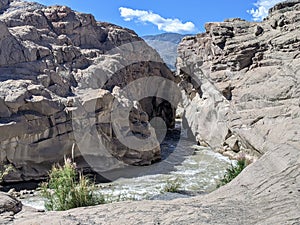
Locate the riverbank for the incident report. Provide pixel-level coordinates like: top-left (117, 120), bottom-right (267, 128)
top-left (14, 134), bottom-right (235, 211)
top-left (2, 143), bottom-right (298, 225)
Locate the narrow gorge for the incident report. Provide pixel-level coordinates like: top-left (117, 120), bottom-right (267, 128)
top-left (0, 0), bottom-right (300, 224)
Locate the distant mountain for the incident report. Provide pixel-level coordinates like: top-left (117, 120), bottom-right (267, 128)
top-left (142, 33), bottom-right (192, 71)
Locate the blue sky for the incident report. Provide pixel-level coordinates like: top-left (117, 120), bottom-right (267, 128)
top-left (34, 0), bottom-right (283, 36)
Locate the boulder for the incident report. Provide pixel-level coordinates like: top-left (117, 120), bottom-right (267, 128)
top-left (0, 191), bottom-right (22, 214)
top-left (0, 191), bottom-right (22, 224)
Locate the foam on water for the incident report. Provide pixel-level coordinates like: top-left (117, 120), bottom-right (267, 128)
top-left (19, 134), bottom-right (235, 210)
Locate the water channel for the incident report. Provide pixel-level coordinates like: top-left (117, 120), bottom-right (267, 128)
top-left (20, 120), bottom-right (235, 210)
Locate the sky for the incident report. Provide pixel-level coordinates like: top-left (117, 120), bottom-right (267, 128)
top-left (34, 0), bottom-right (284, 36)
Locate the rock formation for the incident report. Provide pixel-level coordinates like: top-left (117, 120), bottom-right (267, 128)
top-left (0, 0), bottom-right (176, 182)
top-left (0, 0), bottom-right (300, 224)
top-left (0, 191), bottom-right (22, 224)
top-left (177, 0), bottom-right (300, 160)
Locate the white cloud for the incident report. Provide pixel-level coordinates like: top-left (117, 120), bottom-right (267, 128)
top-left (247, 0), bottom-right (283, 21)
top-left (119, 7), bottom-right (195, 33)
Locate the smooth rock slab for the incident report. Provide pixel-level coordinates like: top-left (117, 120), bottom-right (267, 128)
top-left (9, 145), bottom-right (300, 225)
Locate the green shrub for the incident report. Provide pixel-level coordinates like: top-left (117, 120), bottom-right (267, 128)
top-left (217, 157), bottom-right (249, 188)
top-left (163, 178), bottom-right (181, 193)
top-left (41, 159), bottom-right (105, 211)
top-left (0, 163), bottom-right (14, 183)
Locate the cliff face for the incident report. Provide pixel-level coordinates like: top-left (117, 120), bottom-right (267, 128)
top-left (0, 0), bottom-right (177, 182)
top-left (177, 0), bottom-right (300, 159)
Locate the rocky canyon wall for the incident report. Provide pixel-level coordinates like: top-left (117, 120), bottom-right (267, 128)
top-left (0, 0), bottom-right (177, 182)
top-left (177, 0), bottom-right (300, 159)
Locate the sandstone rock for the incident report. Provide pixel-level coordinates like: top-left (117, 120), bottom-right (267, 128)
top-left (177, 0), bottom-right (300, 158)
top-left (0, 191), bottom-right (22, 216)
top-left (0, 21), bottom-right (26, 66)
top-left (0, 0), bottom-right (176, 182)
top-left (0, 1), bottom-right (300, 225)
top-left (170, 2), bottom-right (300, 223)
top-left (254, 25), bottom-right (263, 36)
top-left (224, 134), bottom-right (240, 153)
top-left (9, 145), bottom-right (300, 225)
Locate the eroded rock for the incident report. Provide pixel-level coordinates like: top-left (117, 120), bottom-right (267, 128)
top-left (177, 0), bottom-right (300, 159)
top-left (0, 191), bottom-right (22, 214)
top-left (0, 0), bottom-right (176, 182)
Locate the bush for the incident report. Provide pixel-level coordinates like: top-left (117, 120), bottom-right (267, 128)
top-left (163, 178), bottom-right (181, 193)
top-left (41, 158), bottom-right (105, 211)
top-left (217, 157), bottom-right (249, 188)
top-left (0, 163), bottom-right (14, 183)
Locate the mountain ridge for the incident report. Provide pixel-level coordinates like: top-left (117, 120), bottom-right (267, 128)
top-left (142, 33), bottom-right (193, 70)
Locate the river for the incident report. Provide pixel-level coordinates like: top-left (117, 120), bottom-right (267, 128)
top-left (20, 120), bottom-right (235, 210)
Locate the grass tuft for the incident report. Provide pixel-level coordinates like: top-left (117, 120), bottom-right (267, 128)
top-left (163, 178), bottom-right (181, 193)
top-left (217, 156), bottom-right (250, 188)
top-left (40, 158), bottom-right (105, 211)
